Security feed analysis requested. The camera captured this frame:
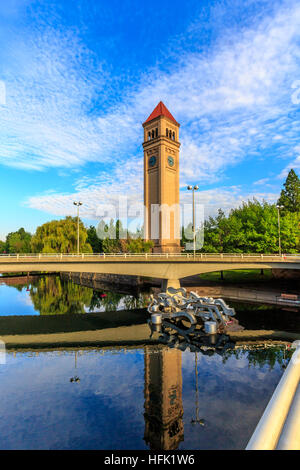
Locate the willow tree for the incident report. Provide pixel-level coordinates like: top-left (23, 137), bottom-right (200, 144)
top-left (31, 216), bottom-right (92, 253)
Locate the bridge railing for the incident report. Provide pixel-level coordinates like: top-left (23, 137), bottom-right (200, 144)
top-left (246, 343), bottom-right (300, 450)
top-left (0, 252), bottom-right (299, 261)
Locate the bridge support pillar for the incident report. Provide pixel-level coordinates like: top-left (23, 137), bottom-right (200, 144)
top-left (161, 279), bottom-right (181, 292)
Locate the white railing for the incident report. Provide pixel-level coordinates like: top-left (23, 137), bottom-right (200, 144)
top-left (246, 344), bottom-right (300, 450)
top-left (0, 252), bottom-right (299, 261)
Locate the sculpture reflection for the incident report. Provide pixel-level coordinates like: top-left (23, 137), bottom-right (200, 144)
top-left (149, 317), bottom-right (236, 356)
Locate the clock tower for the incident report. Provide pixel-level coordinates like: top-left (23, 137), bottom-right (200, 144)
top-left (143, 101), bottom-right (181, 253)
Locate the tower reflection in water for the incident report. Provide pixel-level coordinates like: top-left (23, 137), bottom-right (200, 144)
top-left (144, 347), bottom-right (184, 450)
top-left (144, 319), bottom-right (236, 450)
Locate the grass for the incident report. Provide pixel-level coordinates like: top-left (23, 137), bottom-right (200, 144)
top-left (199, 269), bottom-right (273, 284)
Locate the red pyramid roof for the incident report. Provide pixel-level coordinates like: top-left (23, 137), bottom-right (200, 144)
top-left (143, 101), bottom-right (179, 125)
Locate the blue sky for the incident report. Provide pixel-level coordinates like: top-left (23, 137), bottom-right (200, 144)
top-left (0, 0), bottom-right (300, 239)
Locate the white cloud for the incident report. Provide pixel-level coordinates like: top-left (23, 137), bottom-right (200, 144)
top-left (278, 155), bottom-right (300, 178)
top-left (253, 178), bottom-right (270, 186)
top-left (2, 1), bottom-right (300, 217)
top-left (0, 26), bottom-right (109, 170)
top-left (25, 181), bottom-right (278, 223)
top-left (1, 2), bottom-right (300, 174)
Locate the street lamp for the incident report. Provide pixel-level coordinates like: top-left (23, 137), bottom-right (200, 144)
top-left (70, 350), bottom-right (80, 383)
top-left (276, 204), bottom-right (284, 256)
top-left (73, 201), bottom-right (83, 255)
top-left (187, 185), bottom-right (199, 257)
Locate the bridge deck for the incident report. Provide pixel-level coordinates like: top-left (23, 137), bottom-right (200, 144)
top-left (0, 253), bottom-right (299, 262)
top-left (1, 253), bottom-right (299, 289)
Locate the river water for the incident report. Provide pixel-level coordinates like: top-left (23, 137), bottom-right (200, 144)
top-left (0, 274), bottom-right (298, 450)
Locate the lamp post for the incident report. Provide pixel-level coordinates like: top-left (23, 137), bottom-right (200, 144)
top-left (73, 201), bottom-right (82, 255)
top-left (276, 205), bottom-right (284, 256)
top-left (187, 185), bottom-right (199, 257)
top-left (191, 352), bottom-right (205, 426)
top-left (70, 350), bottom-right (80, 383)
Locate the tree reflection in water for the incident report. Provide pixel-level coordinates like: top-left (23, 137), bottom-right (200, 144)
top-left (89, 290), bottom-right (149, 312)
top-left (25, 275), bottom-right (150, 315)
top-left (29, 276), bottom-right (93, 315)
top-left (221, 344), bottom-right (293, 370)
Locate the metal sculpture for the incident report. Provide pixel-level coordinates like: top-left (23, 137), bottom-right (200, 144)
top-left (147, 286), bottom-right (239, 334)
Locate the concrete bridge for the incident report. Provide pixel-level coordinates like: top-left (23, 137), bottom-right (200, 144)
top-left (0, 252), bottom-right (299, 289)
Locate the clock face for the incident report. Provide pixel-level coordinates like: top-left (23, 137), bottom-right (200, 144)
top-left (168, 156), bottom-right (175, 167)
top-left (149, 156), bottom-right (157, 167)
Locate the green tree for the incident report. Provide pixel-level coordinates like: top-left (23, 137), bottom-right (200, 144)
top-left (98, 219), bottom-right (153, 253)
top-left (102, 237), bottom-right (121, 253)
top-left (277, 169), bottom-right (300, 213)
top-left (5, 228), bottom-right (32, 253)
top-left (200, 217), bottom-right (222, 253)
top-left (200, 200), bottom-right (299, 253)
top-left (0, 240), bottom-right (6, 253)
top-left (31, 217), bottom-right (92, 253)
top-left (86, 225), bottom-right (103, 253)
top-left (181, 221), bottom-right (203, 251)
top-left (99, 219), bottom-right (120, 253)
top-left (126, 237), bottom-right (153, 253)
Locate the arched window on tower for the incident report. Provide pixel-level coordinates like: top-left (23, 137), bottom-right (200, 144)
top-left (152, 129), bottom-right (155, 139)
top-left (172, 131), bottom-right (175, 140)
top-left (166, 128), bottom-right (168, 137)
top-left (148, 132), bottom-right (151, 141)
top-left (155, 128), bottom-right (158, 138)
top-left (169, 130), bottom-right (172, 139)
